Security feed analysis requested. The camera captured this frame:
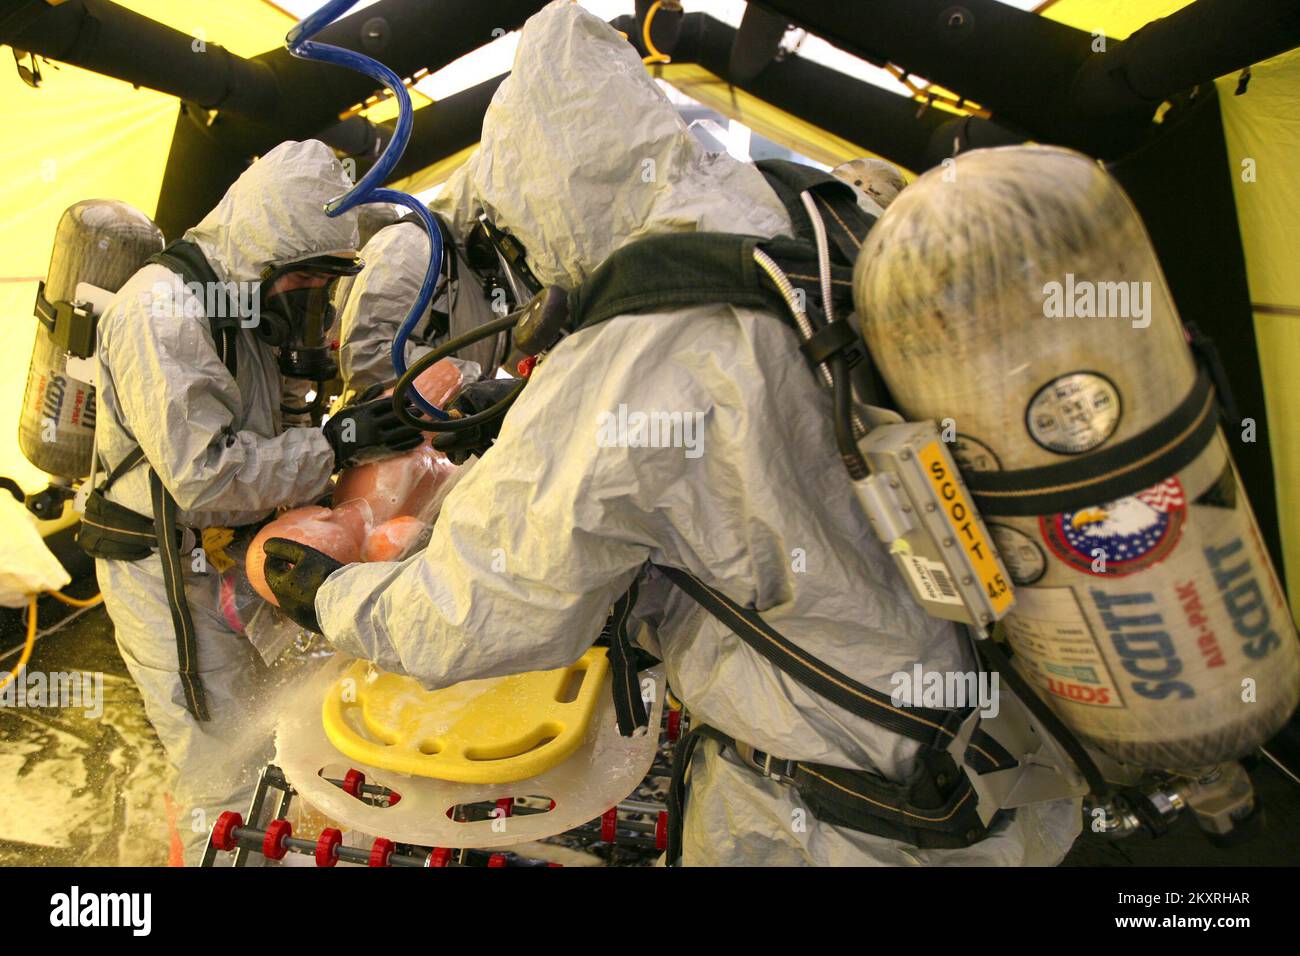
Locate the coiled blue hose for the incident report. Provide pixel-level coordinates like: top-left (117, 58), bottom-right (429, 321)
top-left (286, 0), bottom-right (449, 420)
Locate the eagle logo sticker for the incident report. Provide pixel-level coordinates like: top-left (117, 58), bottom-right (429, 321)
top-left (1040, 477), bottom-right (1187, 576)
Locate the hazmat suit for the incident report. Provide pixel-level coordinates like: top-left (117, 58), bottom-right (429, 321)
top-left (335, 218), bottom-right (506, 395)
top-left (315, 2), bottom-right (1082, 865)
top-left (94, 140), bottom-right (358, 864)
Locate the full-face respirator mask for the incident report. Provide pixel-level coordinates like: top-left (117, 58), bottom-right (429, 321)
top-left (256, 253), bottom-right (363, 380)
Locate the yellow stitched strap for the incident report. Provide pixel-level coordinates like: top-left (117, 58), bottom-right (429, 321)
top-left (200, 527), bottom-right (237, 573)
top-left (322, 648), bottom-right (610, 784)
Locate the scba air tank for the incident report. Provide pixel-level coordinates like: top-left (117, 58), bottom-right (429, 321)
top-left (853, 145), bottom-right (1299, 771)
top-left (19, 200), bottom-right (164, 479)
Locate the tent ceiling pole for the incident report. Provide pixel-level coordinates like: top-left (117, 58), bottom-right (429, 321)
top-left (148, 0), bottom-right (547, 238)
top-left (1072, 0), bottom-right (1300, 115)
top-left (0, 0), bottom-right (277, 114)
top-left (751, 0), bottom-right (1300, 156)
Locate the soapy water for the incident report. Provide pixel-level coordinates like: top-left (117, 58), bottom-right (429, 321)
top-left (0, 602), bottom-right (337, 866)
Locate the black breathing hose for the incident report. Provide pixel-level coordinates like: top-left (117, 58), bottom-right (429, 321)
top-left (831, 354), bottom-right (868, 480)
top-left (391, 311), bottom-right (525, 432)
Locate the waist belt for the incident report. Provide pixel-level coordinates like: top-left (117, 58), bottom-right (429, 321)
top-left (602, 566), bottom-right (1021, 864)
top-left (666, 725), bottom-right (1000, 861)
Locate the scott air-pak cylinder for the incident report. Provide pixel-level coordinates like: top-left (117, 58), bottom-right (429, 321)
top-left (19, 200), bottom-right (164, 480)
top-left (853, 145), bottom-right (1299, 771)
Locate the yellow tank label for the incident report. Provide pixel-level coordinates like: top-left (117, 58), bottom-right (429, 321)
top-left (918, 441), bottom-right (1014, 617)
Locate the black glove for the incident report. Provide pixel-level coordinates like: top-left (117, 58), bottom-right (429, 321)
top-left (262, 538), bottom-right (344, 633)
top-left (431, 378), bottom-right (520, 465)
top-left (323, 392), bottom-right (424, 469)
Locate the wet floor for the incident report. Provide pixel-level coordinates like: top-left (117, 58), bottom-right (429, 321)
top-left (2, 582), bottom-right (1297, 867)
top-left (0, 589), bottom-right (171, 866)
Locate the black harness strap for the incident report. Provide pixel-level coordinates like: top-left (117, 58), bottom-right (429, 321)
top-left (149, 240), bottom-right (240, 379)
top-left (556, 164), bottom-right (884, 405)
top-left (602, 578), bottom-right (654, 736)
top-left (657, 566), bottom-right (966, 748)
top-left (150, 472), bottom-right (208, 721)
top-left (664, 724), bottom-right (997, 865)
top-left (80, 240), bottom-right (238, 721)
top-left (965, 369), bottom-right (1219, 516)
top-left (649, 566), bottom-right (1021, 858)
top-left (755, 158), bottom-right (876, 262)
top-left (101, 447), bottom-right (146, 492)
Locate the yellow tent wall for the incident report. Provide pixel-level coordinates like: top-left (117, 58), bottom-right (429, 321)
top-left (1215, 50), bottom-right (1300, 619)
top-left (0, 2), bottom-right (291, 523)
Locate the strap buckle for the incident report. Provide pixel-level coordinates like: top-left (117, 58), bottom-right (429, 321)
top-left (735, 740), bottom-right (798, 785)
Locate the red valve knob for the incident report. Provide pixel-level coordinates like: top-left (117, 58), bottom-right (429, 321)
top-left (262, 818), bottom-right (292, 861)
top-left (517, 355), bottom-right (537, 378)
top-left (601, 807), bottom-right (618, 843)
top-left (428, 847), bottom-right (452, 868)
top-left (487, 853), bottom-right (508, 868)
top-left (342, 769), bottom-right (366, 797)
top-left (496, 797), bottom-right (514, 818)
top-left (369, 837), bottom-right (394, 867)
top-left (667, 708), bottom-right (682, 741)
top-left (656, 811), bottom-right (668, 850)
top-left (316, 827), bottom-right (343, 868)
top-left (211, 811), bottom-right (243, 852)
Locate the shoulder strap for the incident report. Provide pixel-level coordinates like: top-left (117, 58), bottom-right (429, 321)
top-left (756, 158), bottom-right (876, 263)
top-left (569, 232), bottom-right (773, 332)
top-left (97, 446), bottom-right (147, 494)
top-left (147, 239), bottom-right (238, 378)
top-left (656, 566), bottom-right (967, 751)
top-left (554, 161), bottom-right (883, 396)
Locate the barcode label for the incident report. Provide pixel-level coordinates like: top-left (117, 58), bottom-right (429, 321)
top-left (930, 566), bottom-right (958, 599)
top-left (901, 555), bottom-right (964, 606)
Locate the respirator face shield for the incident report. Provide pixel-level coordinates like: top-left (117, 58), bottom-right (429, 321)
top-left (257, 253), bottom-right (363, 380)
top-left (466, 213), bottom-right (542, 300)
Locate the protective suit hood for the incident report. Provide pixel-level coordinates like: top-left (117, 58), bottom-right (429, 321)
top-left (434, 1), bottom-right (789, 288)
top-left (185, 139), bottom-right (360, 284)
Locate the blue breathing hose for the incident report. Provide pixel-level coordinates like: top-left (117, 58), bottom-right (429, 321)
top-left (286, 0), bottom-right (448, 420)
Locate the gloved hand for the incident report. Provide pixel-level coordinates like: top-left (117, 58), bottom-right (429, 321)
top-left (432, 378), bottom-right (520, 464)
top-left (261, 538), bottom-right (345, 633)
top-left (323, 391), bottom-right (424, 469)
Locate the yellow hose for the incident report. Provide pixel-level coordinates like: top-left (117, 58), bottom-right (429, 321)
top-left (47, 589), bottom-right (103, 609)
top-left (643, 1), bottom-right (672, 65)
top-left (0, 589), bottom-right (103, 693)
top-left (0, 596), bottom-right (38, 694)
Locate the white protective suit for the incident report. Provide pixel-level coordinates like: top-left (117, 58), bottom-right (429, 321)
top-left (335, 218), bottom-right (504, 394)
top-left (94, 140), bottom-right (356, 864)
top-left (316, 3), bottom-right (1082, 866)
